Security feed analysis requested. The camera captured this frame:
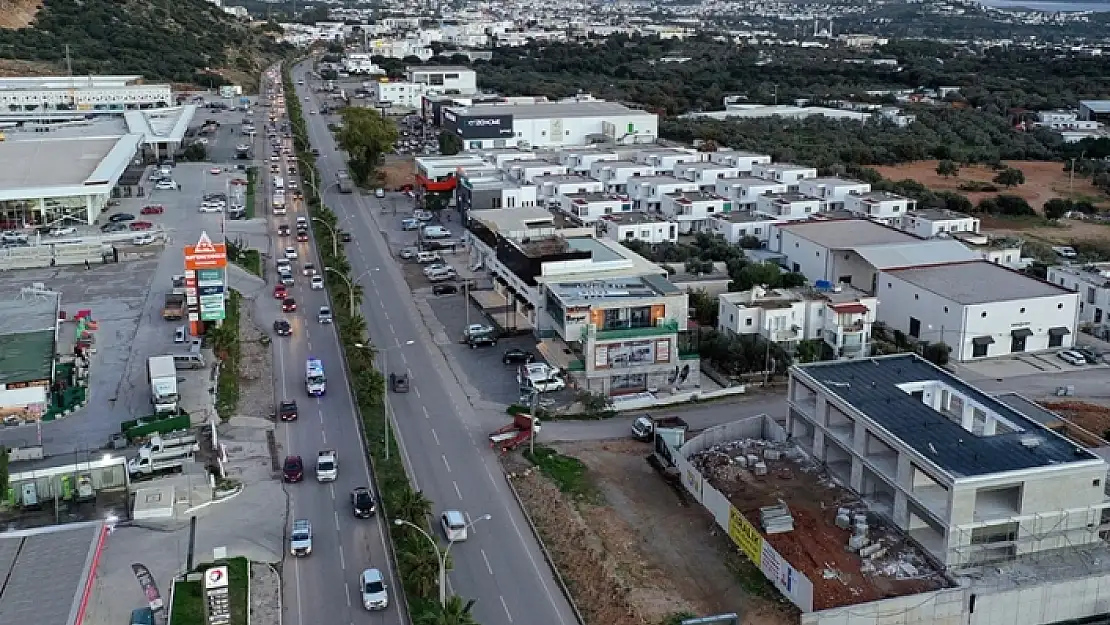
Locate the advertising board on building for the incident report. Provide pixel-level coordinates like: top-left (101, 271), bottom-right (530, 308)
top-left (592, 338), bottom-right (672, 370)
top-left (455, 114), bottom-right (514, 140)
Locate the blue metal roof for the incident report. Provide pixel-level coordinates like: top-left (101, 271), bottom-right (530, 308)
top-left (793, 354), bottom-right (1098, 478)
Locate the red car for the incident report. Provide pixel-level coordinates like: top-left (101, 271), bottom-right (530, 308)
top-left (282, 455), bottom-right (304, 482)
top-left (140, 205), bottom-right (164, 215)
top-left (296, 231), bottom-right (309, 242)
top-left (129, 221), bottom-right (154, 231)
top-left (282, 297), bottom-right (297, 312)
top-left (231, 178), bottom-right (248, 186)
top-left (273, 284), bottom-right (287, 299)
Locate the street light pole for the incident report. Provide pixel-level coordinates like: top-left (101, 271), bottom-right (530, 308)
top-left (324, 267), bottom-right (355, 318)
top-left (393, 514), bottom-right (491, 607)
top-left (312, 217), bottom-right (338, 258)
top-left (355, 341), bottom-right (414, 462)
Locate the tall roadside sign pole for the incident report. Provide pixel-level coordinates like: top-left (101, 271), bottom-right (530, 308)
top-left (183, 231), bottom-right (229, 337)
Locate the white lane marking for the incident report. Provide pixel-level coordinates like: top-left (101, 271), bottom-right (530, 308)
top-left (383, 310), bottom-right (389, 320)
top-left (339, 544), bottom-right (346, 570)
top-left (293, 554), bottom-right (305, 625)
top-left (307, 340), bottom-right (312, 351)
top-left (481, 549), bottom-right (494, 575)
top-left (321, 428), bottom-right (327, 444)
top-left (400, 352), bottom-right (407, 365)
top-left (422, 406), bottom-right (430, 419)
top-left (500, 596), bottom-right (514, 623)
top-left (334, 511), bottom-right (340, 531)
top-left (441, 454), bottom-right (452, 473)
top-left (344, 582), bottom-right (351, 607)
top-left (414, 386), bottom-right (421, 399)
top-left (431, 428), bottom-right (440, 446)
top-left (329, 484), bottom-right (335, 500)
top-left (388, 323), bottom-right (394, 334)
top-left (453, 481), bottom-right (462, 500)
top-left (379, 300), bottom-right (385, 308)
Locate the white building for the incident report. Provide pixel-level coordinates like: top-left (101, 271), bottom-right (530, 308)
top-left (456, 174), bottom-right (538, 212)
top-left (709, 212), bottom-right (779, 246)
top-left (751, 162), bottom-right (818, 189)
top-left (504, 159), bottom-right (568, 184)
top-left (627, 176), bottom-right (697, 212)
top-left (707, 149), bottom-right (771, 173)
top-left (558, 149), bottom-right (620, 174)
top-left (788, 354), bottom-right (1109, 571)
top-left (635, 147), bottom-right (703, 174)
top-left (406, 66), bottom-right (478, 95)
top-left (442, 100), bottom-right (658, 150)
top-left (1034, 109), bottom-right (1099, 131)
top-left (797, 177), bottom-right (871, 211)
top-left (953, 233), bottom-right (1026, 270)
top-left (674, 162), bottom-right (742, 190)
top-left (558, 192), bottom-right (631, 224)
top-left (0, 75), bottom-right (171, 111)
top-left (368, 81), bottom-right (424, 108)
top-left (754, 192), bottom-right (823, 221)
top-left (878, 261), bottom-right (1078, 360)
top-left (844, 190), bottom-right (916, 225)
top-left (598, 212), bottom-right (679, 245)
top-left (589, 160), bottom-right (654, 193)
top-left (659, 190), bottom-right (732, 233)
top-left (341, 54), bottom-right (385, 75)
top-left (532, 174), bottom-right (603, 204)
top-left (719, 285), bottom-right (878, 358)
top-left (714, 177), bottom-right (788, 210)
top-left (899, 208), bottom-right (980, 239)
top-left (1047, 263), bottom-right (1110, 328)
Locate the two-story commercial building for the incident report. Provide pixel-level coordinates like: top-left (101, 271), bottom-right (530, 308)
top-left (659, 190), bottom-right (733, 233)
top-left (557, 192), bottom-right (631, 224)
top-left (558, 149), bottom-right (620, 174)
top-left (797, 177), bottom-right (872, 211)
top-left (533, 174), bottom-right (603, 204)
top-left (899, 208), bottom-right (980, 239)
top-left (504, 159), bottom-right (568, 184)
top-left (635, 148), bottom-right (704, 174)
top-left (714, 177), bottom-right (788, 210)
top-left (718, 285), bottom-right (878, 359)
top-left (674, 163), bottom-right (743, 191)
top-left (627, 176), bottom-right (698, 212)
top-left (1047, 262), bottom-right (1110, 328)
top-left (877, 261), bottom-right (1078, 360)
top-left (709, 212), bottom-right (779, 246)
top-left (589, 159), bottom-right (654, 193)
top-left (599, 212), bottom-right (679, 245)
top-left (455, 174), bottom-right (538, 213)
top-left (754, 192), bottom-right (823, 222)
top-left (751, 162), bottom-right (818, 189)
top-left (844, 191), bottom-right (916, 225)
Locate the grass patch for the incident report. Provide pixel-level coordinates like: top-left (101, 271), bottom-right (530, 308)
top-left (236, 249), bottom-right (262, 276)
top-left (214, 290), bottom-right (242, 420)
top-left (523, 444), bottom-right (599, 501)
top-left (245, 167), bottom-right (257, 219)
top-left (168, 557), bottom-right (250, 625)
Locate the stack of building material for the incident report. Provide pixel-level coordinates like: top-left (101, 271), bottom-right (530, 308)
top-left (760, 502), bottom-right (795, 534)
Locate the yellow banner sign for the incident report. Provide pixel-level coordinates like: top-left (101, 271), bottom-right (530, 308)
top-left (728, 506), bottom-right (763, 567)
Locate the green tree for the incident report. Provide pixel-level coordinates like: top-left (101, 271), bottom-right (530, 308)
top-left (688, 288), bottom-right (718, 326)
top-left (438, 130), bottom-right (463, 156)
top-left (391, 488), bottom-right (432, 524)
top-left (397, 546), bottom-right (444, 598)
top-left (729, 262), bottom-right (783, 292)
top-left (923, 342), bottom-right (951, 367)
top-left (936, 160), bottom-right (960, 178)
top-left (1043, 198), bottom-right (1072, 221)
top-left (337, 108), bottom-right (398, 187)
top-left (993, 167), bottom-right (1026, 188)
top-left (415, 595), bottom-right (478, 625)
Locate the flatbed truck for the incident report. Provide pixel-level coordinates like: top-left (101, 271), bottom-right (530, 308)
top-left (489, 413), bottom-right (541, 453)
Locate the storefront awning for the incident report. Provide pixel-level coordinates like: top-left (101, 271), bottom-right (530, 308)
top-left (1048, 326), bottom-right (1071, 336)
top-left (972, 336), bottom-right (995, 346)
top-left (1011, 328), bottom-right (1033, 339)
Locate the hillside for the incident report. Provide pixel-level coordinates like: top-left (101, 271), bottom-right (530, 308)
top-left (0, 0), bottom-right (288, 88)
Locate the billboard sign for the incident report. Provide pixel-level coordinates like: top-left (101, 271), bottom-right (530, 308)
top-left (592, 338), bottom-right (672, 370)
top-left (184, 232), bottom-right (227, 270)
top-left (456, 114), bottom-right (514, 140)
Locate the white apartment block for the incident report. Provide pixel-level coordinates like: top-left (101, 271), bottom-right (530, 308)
top-left (844, 191), bottom-right (916, 225)
top-left (505, 160), bottom-right (568, 184)
top-left (788, 354), bottom-right (1109, 570)
top-left (709, 212), bottom-right (779, 246)
top-left (1047, 263), bottom-right (1110, 327)
top-left (406, 66), bottom-right (478, 95)
top-left (342, 54), bottom-right (385, 75)
top-left (0, 76), bottom-right (171, 110)
top-left (954, 233), bottom-right (1026, 270)
top-left (751, 162), bottom-right (818, 189)
top-left (754, 192), bottom-right (822, 222)
top-left (659, 190), bottom-right (733, 233)
top-left (878, 260), bottom-right (1078, 361)
top-left (673, 162), bottom-right (743, 191)
top-left (714, 177), bottom-right (788, 210)
top-left (797, 177), bottom-right (872, 211)
top-left (599, 212), bottom-right (679, 245)
top-left (899, 208), bottom-right (980, 239)
top-left (533, 174), bottom-right (603, 203)
top-left (707, 149), bottom-right (772, 173)
top-left (589, 160), bottom-right (654, 193)
top-left (558, 149), bottom-right (619, 174)
top-left (558, 192), bottom-right (630, 224)
top-left (627, 176), bottom-right (697, 212)
top-left (635, 148), bottom-right (704, 174)
top-left (368, 81), bottom-right (424, 108)
top-left (366, 39), bottom-right (433, 61)
top-left (718, 285), bottom-right (877, 358)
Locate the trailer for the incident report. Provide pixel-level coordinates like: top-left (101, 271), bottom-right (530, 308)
top-left (489, 413), bottom-right (541, 454)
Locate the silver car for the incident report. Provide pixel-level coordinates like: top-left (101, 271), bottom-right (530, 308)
top-left (359, 568), bottom-right (388, 610)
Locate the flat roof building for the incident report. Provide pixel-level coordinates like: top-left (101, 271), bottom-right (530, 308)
top-left (442, 99), bottom-right (658, 149)
top-left (0, 522), bottom-right (107, 625)
top-left (0, 75), bottom-right (171, 113)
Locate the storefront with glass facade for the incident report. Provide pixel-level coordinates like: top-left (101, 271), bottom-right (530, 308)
top-left (0, 194), bottom-right (105, 229)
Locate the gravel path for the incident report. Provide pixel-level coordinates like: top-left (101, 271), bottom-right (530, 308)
top-left (250, 562), bottom-right (282, 625)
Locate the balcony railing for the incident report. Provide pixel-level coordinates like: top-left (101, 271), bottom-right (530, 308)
top-left (583, 319), bottom-right (680, 341)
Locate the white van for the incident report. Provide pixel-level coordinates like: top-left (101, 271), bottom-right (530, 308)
top-left (422, 225), bottom-right (451, 239)
top-left (415, 251), bottom-right (441, 264)
top-left (173, 353), bottom-right (207, 370)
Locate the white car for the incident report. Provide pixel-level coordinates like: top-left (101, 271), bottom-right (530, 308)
top-left (1058, 350), bottom-right (1087, 366)
top-left (296, 216), bottom-right (308, 227)
top-left (133, 233), bottom-right (155, 246)
top-left (359, 569), bottom-right (388, 611)
top-left (375, 188), bottom-right (385, 198)
top-left (199, 204), bottom-right (222, 213)
top-left (302, 263), bottom-right (316, 276)
top-left (155, 180), bottom-right (179, 190)
top-left (440, 510), bottom-right (469, 542)
top-left (209, 167), bottom-right (222, 175)
top-left (310, 276), bottom-right (324, 290)
top-left (49, 227), bottom-right (77, 237)
top-left (284, 247), bottom-right (298, 260)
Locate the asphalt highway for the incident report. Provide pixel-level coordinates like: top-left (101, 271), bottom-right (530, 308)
top-left (290, 62), bottom-right (578, 625)
top-left (256, 68), bottom-right (405, 625)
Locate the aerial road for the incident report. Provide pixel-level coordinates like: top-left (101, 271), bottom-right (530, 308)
top-left (260, 68), bottom-right (405, 625)
top-left (289, 61), bottom-right (579, 625)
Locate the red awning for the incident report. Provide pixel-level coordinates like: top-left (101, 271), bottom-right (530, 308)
top-left (417, 174), bottom-right (457, 192)
top-left (830, 303), bottom-right (869, 314)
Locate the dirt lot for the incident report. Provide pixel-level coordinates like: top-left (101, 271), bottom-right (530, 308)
top-left (1039, 401), bottom-right (1110, 442)
top-left (872, 160), bottom-right (1109, 211)
top-left (380, 156), bottom-right (416, 190)
top-left (508, 440), bottom-right (796, 625)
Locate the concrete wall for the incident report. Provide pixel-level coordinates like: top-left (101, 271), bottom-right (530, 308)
top-left (0, 243), bottom-right (108, 271)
